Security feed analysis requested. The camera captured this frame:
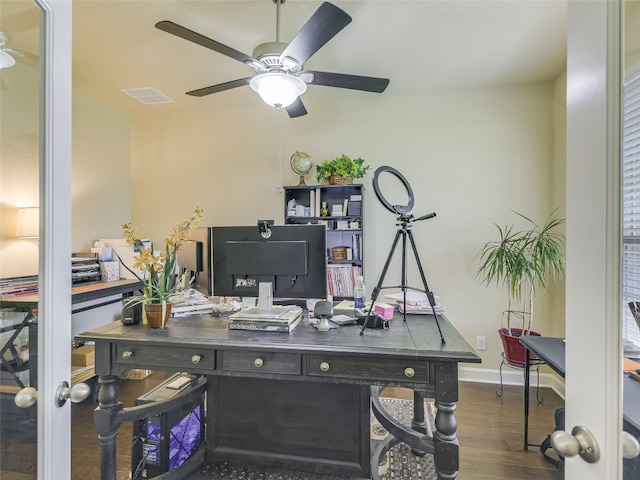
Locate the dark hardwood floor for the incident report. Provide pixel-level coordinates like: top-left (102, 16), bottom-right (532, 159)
top-left (0, 374), bottom-right (564, 480)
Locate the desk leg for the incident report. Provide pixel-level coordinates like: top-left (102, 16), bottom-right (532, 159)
top-left (434, 362), bottom-right (459, 480)
top-left (93, 375), bottom-right (122, 480)
top-left (523, 348), bottom-right (531, 450)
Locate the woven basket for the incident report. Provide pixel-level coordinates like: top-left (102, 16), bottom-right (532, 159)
top-left (329, 174), bottom-right (353, 185)
top-left (331, 247), bottom-right (348, 260)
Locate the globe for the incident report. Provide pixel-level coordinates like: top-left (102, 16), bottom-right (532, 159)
top-left (290, 151), bottom-right (314, 186)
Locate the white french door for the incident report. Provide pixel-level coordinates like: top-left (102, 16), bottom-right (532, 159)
top-left (37, 0), bottom-right (73, 478)
top-left (564, 1), bottom-right (624, 479)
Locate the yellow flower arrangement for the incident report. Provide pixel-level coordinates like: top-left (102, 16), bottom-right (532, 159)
top-left (119, 208), bottom-right (203, 321)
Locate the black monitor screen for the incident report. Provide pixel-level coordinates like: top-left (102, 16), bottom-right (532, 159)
top-left (212, 224), bottom-right (327, 300)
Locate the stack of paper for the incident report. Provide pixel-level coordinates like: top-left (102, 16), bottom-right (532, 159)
top-left (384, 291), bottom-right (446, 315)
top-left (171, 290), bottom-right (215, 317)
top-left (228, 305), bottom-right (303, 333)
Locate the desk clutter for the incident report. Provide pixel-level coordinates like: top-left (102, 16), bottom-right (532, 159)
top-left (71, 253), bottom-right (101, 285)
top-left (0, 276), bottom-right (39, 296)
top-left (228, 305), bottom-right (303, 333)
top-left (0, 309), bottom-right (31, 389)
top-left (171, 290), bottom-right (215, 317)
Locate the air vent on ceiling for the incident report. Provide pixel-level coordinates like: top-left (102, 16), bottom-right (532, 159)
top-left (121, 87), bottom-right (174, 104)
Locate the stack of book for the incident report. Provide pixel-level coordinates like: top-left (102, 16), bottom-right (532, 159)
top-left (171, 290), bottom-right (215, 317)
top-left (0, 275), bottom-right (39, 296)
top-left (228, 305), bottom-right (303, 333)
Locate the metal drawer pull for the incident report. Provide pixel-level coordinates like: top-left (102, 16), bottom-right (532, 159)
top-left (191, 355), bottom-right (201, 364)
top-left (122, 351), bottom-right (132, 360)
top-left (320, 361), bottom-right (330, 372)
top-left (404, 367), bottom-right (415, 378)
top-left (254, 358), bottom-right (264, 368)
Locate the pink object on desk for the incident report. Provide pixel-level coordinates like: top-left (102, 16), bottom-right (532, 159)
top-left (375, 303), bottom-right (394, 320)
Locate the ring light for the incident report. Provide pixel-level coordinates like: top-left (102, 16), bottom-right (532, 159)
top-left (372, 166), bottom-right (415, 215)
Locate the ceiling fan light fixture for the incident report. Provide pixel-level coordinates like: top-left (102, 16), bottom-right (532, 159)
top-left (250, 72), bottom-right (306, 108)
top-left (0, 49), bottom-right (16, 69)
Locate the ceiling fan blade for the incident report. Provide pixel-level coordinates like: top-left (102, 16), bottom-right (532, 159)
top-left (286, 97), bottom-right (308, 118)
top-left (280, 2), bottom-right (352, 65)
top-left (155, 20), bottom-right (255, 64)
top-left (303, 70), bottom-right (389, 93)
top-left (186, 78), bottom-right (252, 97)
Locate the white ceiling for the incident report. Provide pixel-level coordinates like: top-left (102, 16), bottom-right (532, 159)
top-left (1, 0), bottom-right (567, 116)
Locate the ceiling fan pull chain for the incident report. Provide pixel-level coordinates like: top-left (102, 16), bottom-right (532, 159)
top-left (276, 107), bottom-right (283, 193)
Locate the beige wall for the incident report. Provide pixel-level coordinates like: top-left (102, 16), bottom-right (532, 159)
top-left (71, 89), bottom-right (132, 252)
top-left (0, 66), bottom-right (132, 276)
top-left (0, 53), bottom-right (40, 277)
top-left (1, 55), bottom-right (566, 371)
top-left (130, 82), bottom-right (565, 370)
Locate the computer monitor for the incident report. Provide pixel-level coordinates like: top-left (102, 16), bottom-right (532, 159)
top-left (212, 224), bottom-right (327, 301)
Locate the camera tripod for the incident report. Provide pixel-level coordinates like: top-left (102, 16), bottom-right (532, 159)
top-left (360, 212), bottom-right (445, 344)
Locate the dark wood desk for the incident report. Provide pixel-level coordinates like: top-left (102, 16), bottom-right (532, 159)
top-left (0, 279), bottom-right (141, 388)
top-left (77, 312), bottom-right (480, 480)
top-left (520, 335), bottom-right (640, 478)
top-left (1, 278), bottom-right (142, 312)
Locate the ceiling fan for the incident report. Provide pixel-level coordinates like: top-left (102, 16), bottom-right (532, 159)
top-left (0, 32), bottom-right (38, 70)
top-left (0, 32), bottom-right (20, 69)
top-left (155, 0), bottom-right (389, 118)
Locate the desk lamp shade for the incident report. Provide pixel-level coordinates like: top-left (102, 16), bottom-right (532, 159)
top-left (16, 207), bottom-right (39, 238)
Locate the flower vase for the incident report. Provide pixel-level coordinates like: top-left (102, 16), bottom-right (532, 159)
top-left (144, 302), bottom-right (172, 329)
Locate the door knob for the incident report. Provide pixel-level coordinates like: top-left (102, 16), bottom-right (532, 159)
top-left (15, 386), bottom-right (38, 408)
top-left (623, 431), bottom-right (640, 459)
top-left (551, 425), bottom-right (601, 463)
top-left (55, 381), bottom-right (91, 407)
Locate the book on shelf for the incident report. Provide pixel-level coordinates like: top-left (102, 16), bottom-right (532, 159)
top-left (309, 190), bottom-right (316, 216)
top-left (351, 234), bottom-right (361, 260)
top-left (314, 188), bottom-right (321, 215)
top-left (326, 264), bottom-right (362, 298)
top-left (228, 315), bottom-right (302, 333)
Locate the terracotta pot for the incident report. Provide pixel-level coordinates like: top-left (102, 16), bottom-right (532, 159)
top-left (144, 302), bottom-right (172, 329)
top-left (329, 173), bottom-right (353, 185)
top-left (498, 327), bottom-right (540, 367)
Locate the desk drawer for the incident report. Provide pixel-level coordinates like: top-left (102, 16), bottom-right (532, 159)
top-left (307, 355), bottom-right (429, 384)
top-left (218, 350), bottom-right (301, 375)
top-left (114, 344), bottom-right (214, 371)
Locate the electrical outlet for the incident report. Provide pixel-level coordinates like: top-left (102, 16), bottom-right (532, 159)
top-left (476, 336), bottom-right (487, 351)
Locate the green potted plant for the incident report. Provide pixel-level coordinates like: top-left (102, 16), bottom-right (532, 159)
top-left (476, 209), bottom-right (566, 365)
top-left (118, 207), bottom-right (203, 328)
top-left (315, 154), bottom-right (370, 184)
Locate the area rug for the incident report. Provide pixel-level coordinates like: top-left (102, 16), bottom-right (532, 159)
top-left (185, 397), bottom-right (437, 480)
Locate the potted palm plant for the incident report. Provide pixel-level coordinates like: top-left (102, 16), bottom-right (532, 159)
top-left (118, 207), bottom-right (203, 328)
top-left (315, 154), bottom-right (370, 184)
top-left (476, 209), bottom-right (566, 365)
